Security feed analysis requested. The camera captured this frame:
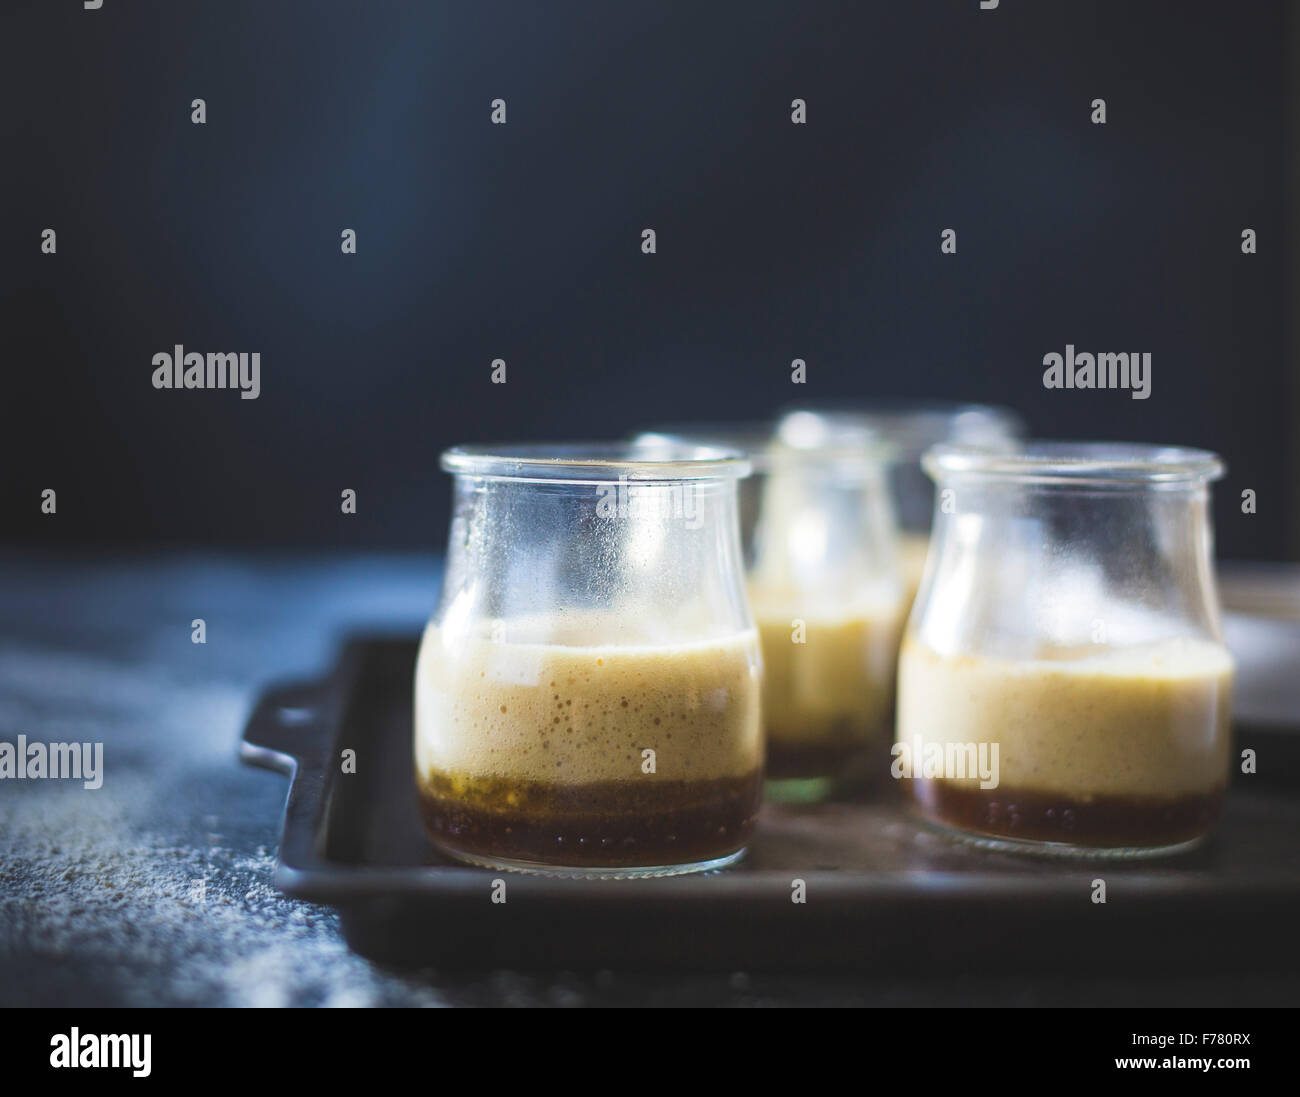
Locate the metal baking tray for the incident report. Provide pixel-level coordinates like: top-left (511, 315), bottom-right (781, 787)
top-left (240, 634), bottom-right (1300, 971)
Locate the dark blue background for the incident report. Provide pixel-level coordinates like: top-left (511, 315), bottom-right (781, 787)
top-left (4, 1), bottom-right (1291, 558)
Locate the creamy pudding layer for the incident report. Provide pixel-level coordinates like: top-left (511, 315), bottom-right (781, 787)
top-left (414, 620), bottom-right (762, 787)
top-left (749, 589), bottom-right (905, 776)
top-left (896, 636), bottom-right (1234, 799)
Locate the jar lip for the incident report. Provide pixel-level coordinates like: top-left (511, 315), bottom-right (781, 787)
top-left (441, 441), bottom-right (752, 482)
top-left (634, 424), bottom-right (778, 461)
top-left (780, 402), bottom-right (1025, 459)
top-left (636, 421), bottom-right (891, 472)
top-left (923, 441), bottom-right (1226, 485)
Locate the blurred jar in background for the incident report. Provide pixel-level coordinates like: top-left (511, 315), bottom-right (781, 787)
top-left (634, 424), bottom-right (775, 569)
top-left (644, 417), bottom-right (905, 800)
top-left (783, 402), bottom-right (1024, 608)
top-left (896, 442), bottom-right (1234, 857)
top-left (752, 413), bottom-right (904, 799)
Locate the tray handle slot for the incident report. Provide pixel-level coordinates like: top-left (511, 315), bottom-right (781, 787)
top-left (240, 680), bottom-right (331, 774)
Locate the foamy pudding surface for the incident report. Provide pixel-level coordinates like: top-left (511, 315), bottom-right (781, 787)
top-left (896, 636), bottom-right (1234, 798)
top-left (414, 619), bottom-right (762, 786)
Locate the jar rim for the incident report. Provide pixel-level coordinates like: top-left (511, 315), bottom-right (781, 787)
top-left (923, 441), bottom-right (1226, 485)
top-left (780, 402), bottom-right (1025, 459)
top-left (634, 424), bottom-right (778, 460)
top-left (441, 441), bottom-right (752, 482)
top-left (637, 420), bottom-right (891, 472)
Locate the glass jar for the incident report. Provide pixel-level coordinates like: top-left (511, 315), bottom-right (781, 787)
top-left (896, 442), bottom-right (1234, 857)
top-left (414, 442), bottom-right (763, 877)
top-left (633, 424), bottom-right (777, 570)
top-left (639, 419), bottom-right (906, 798)
top-left (750, 413), bottom-right (905, 799)
top-left (785, 403), bottom-right (1024, 607)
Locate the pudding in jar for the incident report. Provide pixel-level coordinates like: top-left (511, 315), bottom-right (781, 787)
top-left (747, 413), bottom-right (905, 795)
top-left (750, 588), bottom-right (905, 780)
top-left (414, 614), bottom-right (764, 873)
top-left (896, 636), bottom-right (1234, 851)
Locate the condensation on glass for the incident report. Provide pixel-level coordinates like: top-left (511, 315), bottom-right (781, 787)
top-left (414, 442), bottom-right (762, 877)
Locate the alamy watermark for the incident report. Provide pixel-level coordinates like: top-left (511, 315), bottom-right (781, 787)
top-left (50, 1029), bottom-right (150, 1077)
top-left (1042, 345), bottom-right (1151, 400)
top-left (891, 736), bottom-right (1000, 789)
top-left (596, 475), bottom-right (703, 530)
top-left (151, 345), bottom-right (260, 400)
top-left (1, 735), bottom-right (103, 789)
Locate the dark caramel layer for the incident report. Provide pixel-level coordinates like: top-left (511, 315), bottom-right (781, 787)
top-left (765, 737), bottom-right (888, 781)
top-left (417, 770), bottom-right (763, 868)
top-left (911, 779), bottom-right (1226, 848)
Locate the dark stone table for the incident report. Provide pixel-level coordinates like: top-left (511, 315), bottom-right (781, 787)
top-left (1, 551), bottom-right (1295, 1006)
